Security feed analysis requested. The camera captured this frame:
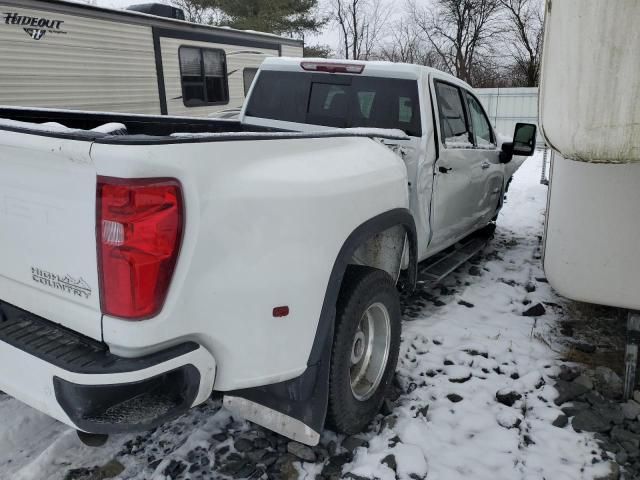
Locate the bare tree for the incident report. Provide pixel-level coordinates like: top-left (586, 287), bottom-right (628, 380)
top-left (468, 57), bottom-right (512, 87)
top-left (412, 0), bottom-right (503, 85)
top-left (170, 0), bottom-right (226, 25)
top-left (499, 0), bottom-right (543, 86)
top-left (331, 0), bottom-right (391, 59)
top-left (171, 0), bottom-right (210, 23)
top-left (377, 18), bottom-right (432, 65)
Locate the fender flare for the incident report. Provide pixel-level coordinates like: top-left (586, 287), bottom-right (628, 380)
top-left (226, 209), bottom-right (417, 441)
top-left (308, 207), bottom-right (417, 366)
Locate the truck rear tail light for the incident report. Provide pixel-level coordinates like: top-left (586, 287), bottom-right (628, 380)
top-left (300, 62), bottom-right (365, 74)
top-left (97, 177), bottom-right (184, 320)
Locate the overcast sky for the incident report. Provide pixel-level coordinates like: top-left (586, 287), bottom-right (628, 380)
top-left (84, 0), bottom-right (339, 50)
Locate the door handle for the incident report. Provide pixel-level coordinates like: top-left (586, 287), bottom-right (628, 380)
top-left (481, 162), bottom-right (491, 169)
top-left (438, 166), bottom-right (452, 174)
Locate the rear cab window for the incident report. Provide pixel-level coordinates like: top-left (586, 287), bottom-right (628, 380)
top-left (246, 71), bottom-right (422, 136)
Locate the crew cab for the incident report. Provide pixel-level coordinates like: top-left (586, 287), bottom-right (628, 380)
top-left (0, 58), bottom-right (536, 446)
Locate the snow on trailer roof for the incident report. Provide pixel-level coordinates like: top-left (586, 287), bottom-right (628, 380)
top-left (27, 0), bottom-right (303, 46)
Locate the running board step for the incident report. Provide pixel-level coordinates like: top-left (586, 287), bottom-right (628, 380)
top-left (417, 236), bottom-right (489, 287)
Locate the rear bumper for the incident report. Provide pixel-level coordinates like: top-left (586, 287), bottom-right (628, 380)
top-left (0, 300), bottom-right (215, 433)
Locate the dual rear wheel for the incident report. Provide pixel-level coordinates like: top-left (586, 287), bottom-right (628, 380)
top-left (327, 266), bottom-right (402, 434)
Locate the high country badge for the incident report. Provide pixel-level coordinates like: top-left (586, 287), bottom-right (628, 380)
top-left (31, 267), bottom-right (92, 299)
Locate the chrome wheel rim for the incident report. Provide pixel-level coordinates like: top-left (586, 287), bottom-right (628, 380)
top-left (349, 302), bottom-right (391, 401)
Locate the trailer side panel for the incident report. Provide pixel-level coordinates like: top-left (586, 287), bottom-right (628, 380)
top-left (0, 4), bottom-right (161, 114)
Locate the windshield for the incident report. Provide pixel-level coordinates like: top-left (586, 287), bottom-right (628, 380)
top-left (246, 71), bottom-right (422, 137)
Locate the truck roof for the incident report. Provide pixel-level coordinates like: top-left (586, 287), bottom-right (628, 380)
top-left (261, 57), bottom-right (472, 89)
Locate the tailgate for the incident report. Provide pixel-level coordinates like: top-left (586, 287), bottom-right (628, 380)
top-left (0, 130), bottom-right (101, 340)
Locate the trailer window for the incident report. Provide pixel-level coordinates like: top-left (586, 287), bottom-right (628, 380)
top-left (179, 47), bottom-right (229, 107)
top-left (243, 68), bottom-right (258, 96)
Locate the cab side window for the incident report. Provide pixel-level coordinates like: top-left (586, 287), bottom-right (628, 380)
top-left (465, 92), bottom-right (495, 147)
top-left (434, 81), bottom-right (472, 148)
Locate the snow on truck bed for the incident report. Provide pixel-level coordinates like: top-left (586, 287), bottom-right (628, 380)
top-left (168, 127), bottom-right (408, 140)
top-left (0, 154), bottom-right (614, 480)
top-left (0, 118), bottom-right (128, 135)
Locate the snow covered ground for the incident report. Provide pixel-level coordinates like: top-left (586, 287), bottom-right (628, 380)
top-left (0, 153), bottom-right (614, 480)
top-left (338, 153), bottom-right (612, 480)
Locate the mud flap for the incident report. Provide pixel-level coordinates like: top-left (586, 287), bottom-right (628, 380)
top-left (223, 319), bottom-right (333, 446)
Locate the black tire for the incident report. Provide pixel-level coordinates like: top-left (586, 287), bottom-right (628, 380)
top-left (327, 266), bottom-right (401, 434)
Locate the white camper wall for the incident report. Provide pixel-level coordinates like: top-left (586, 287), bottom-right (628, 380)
top-left (0, 5), bottom-right (161, 114)
top-left (544, 155), bottom-right (640, 311)
top-left (160, 37), bottom-right (280, 117)
top-left (539, 0), bottom-right (640, 163)
top-left (280, 44), bottom-right (304, 57)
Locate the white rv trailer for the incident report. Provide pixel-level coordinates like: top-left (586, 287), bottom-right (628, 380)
top-left (0, 0), bottom-right (303, 116)
top-left (539, 0), bottom-right (640, 396)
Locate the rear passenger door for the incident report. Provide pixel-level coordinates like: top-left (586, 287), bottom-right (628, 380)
top-left (428, 79), bottom-right (479, 252)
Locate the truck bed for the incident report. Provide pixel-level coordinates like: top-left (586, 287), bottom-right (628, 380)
top-left (0, 106), bottom-right (269, 139)
top-left (0, 107), bottom-right (409, 144)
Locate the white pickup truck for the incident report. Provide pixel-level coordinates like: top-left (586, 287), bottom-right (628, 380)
top-left (0, 58), bottom-right (536, 446)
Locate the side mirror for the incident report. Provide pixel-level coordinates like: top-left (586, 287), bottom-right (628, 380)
top-left (500, 123), bottom-right (537, 163)
top-left (512, 123), bottom-right (537, 156)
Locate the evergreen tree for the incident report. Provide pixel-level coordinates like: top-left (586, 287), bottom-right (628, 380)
top-left (303, 44), bottom-right (332, 58)
top-left (181, 0), bottom-right (325, 37)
